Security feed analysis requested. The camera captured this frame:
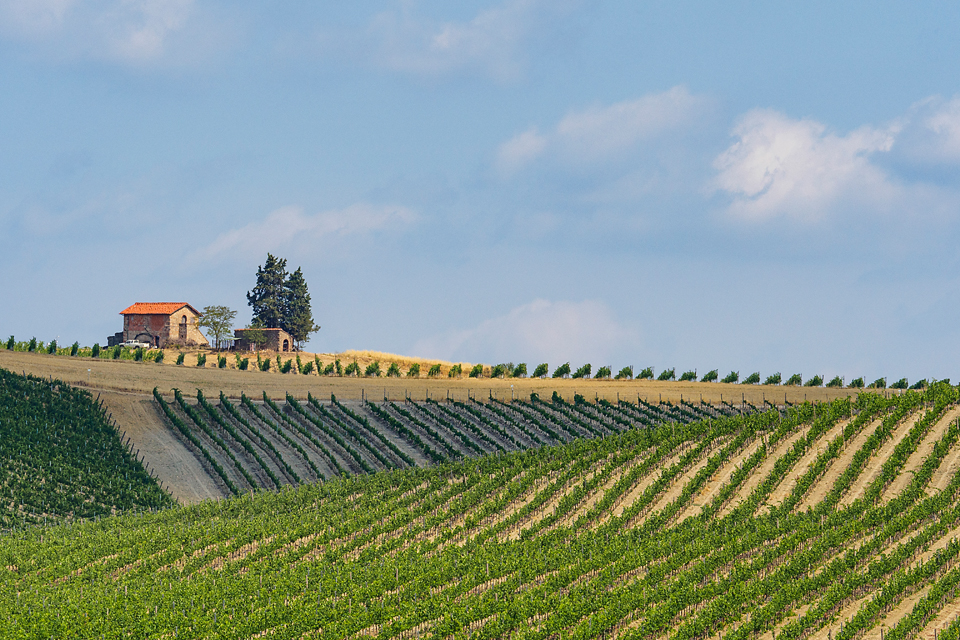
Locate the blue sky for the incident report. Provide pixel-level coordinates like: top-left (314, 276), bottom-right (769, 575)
top-left (2, 1), bottom-right (960, 384)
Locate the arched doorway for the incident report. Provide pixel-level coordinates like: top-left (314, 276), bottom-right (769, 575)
top-left (282, 339), bottom-right (289, 352)
top-left (179, 315), bottom-right (187, 341)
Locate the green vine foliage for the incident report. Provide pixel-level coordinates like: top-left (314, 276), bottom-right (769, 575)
top-left (614, 366), bottom-right (633, 380)
top-left (552, 363), bottom-right (571, 378)
top-left (784, 373), bottom-right (803, 386)
top-left (175, 352), bottom-right (185, 365)
top-left (803, 374), bottom-right (824, 387)
top-left (196, 353), bottom-right (206, 368)
top-left (448, 364), bottom-right (462, 378)
top-left (386, 362), bottom-right (402, 377)
top-left (427, 363), bottom-right (441, 377)
top-left (869, 377), bottom-right (887, 389)
top-left (512, 363), bottom-right (528, 378)
top-left (532, 363), bottom-right (549, 378)
top-left (741, 372), bottom-right (761, 385)
top-left (826, 376), bottom-right (844, 388)
top-left (343, 360), bottom-right (360, 377)
top-left (890, 378), bottom-right (909, 389)
top-left (721, 371), bottom-right (739, 384)
top-left (657, 368), bottom-right (676, 381)
top-left (594, 366), bottom-right (612, 379)
top-left (365, 361), bottom-right (382, 377)
top-left (468, 364), bottom-right (484, 378)
top-left (764, 372), bottom-right (781, 385)
top-left (848, 377), bottom-right (865, 388)
top-left (637, 366), bottom-right (654, 380)
top-left (679, 370), bottom-right (697, 382)
top-left (571, 364), bottom-right (592, 379)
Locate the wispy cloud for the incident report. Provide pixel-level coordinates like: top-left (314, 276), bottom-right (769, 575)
top-left (189, 203), bottom-right (418, 264)
top-left (0, 0), bottom-right (229, 67)
top-left (363, 0), bottom-right (581, 81)
top-left (496, 86), bottom-right (706, 173)
top-left (410, 298), bottom-right (639, 366)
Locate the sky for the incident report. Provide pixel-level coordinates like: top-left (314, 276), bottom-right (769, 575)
top-left (2, 1), bottom-right (960, 384)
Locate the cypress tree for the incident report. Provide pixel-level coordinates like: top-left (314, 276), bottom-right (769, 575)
top-left (246, 254), bottom-right (287, 329)
top-left (282, 267), bottom-right (320, 347)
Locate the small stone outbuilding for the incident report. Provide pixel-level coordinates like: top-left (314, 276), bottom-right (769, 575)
top-left (113, 303), bottom-right (210, 348)
top-left (233, 327), bottom-right (296, 353)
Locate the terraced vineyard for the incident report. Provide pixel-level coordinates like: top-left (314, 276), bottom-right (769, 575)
top-left (0, 369), bottom-right (172, 529)
top-left (5, 383), bottom-right (960, 638)
top-left (152, 388), bottom-right (756, 496)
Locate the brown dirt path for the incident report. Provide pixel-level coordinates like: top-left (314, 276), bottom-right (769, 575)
top-left (882, 405), bottom-right (960, 503)
top-left (677, 437), bottom-right (763, 523)
top-left (763, 418), bottom-right (852, 511)
top-left (916, 596), bottom-right (960, 640)
top-left (840, 409), bottom-right (924, 508)
top-left (797, 418), bottom-right (884, 512)
top-left (99, 391), bottom-right (226, 504)
top-left (717, 425), bottom-right (810, 518)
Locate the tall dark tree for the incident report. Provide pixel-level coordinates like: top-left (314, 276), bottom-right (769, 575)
top-left (246, 254), bottom-right (287, 329)
top-left (282, 267), bottom-right (320, 347)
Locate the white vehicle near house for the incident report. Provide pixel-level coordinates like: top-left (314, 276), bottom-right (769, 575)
top-left (121, 340), bottom-right (152, 349)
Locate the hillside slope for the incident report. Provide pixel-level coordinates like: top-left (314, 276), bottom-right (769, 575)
top-left (3, 384), bottom-right (960, 638)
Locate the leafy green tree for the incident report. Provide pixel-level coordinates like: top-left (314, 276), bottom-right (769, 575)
top-left (198, 305), bottom-right (237, 350)
top-left (282, 267), bottom-right (320, 347)
top-left (247, 254), bottom-right (288, 329)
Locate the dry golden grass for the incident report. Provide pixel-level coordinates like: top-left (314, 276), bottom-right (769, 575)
top-left (0, 349), bottom-right (879, 404)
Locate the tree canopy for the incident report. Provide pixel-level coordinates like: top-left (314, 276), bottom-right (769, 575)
top-left (198, 305), bottom-right (237, 350)
top-left (246, 254), bottom-right (320, 348)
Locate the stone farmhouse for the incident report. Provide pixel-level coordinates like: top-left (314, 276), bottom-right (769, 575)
top-left (233, 327), bottom-right (296, 353)
top-left (108, 303), bottom-right (210, 348)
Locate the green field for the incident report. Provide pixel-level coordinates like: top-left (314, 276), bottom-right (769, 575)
top-left (3, 381), bottom-right (960, 638)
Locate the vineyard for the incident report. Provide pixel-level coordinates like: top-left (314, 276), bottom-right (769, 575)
top-left (150, 387), bottom-right (756, 496)
top-left (4, 383), bottom-right (960, 638)
top-left (0, 369), bottom-right (173, 529)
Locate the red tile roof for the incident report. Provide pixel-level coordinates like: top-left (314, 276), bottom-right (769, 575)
top-left (119, 302), bottom-right (200, 316)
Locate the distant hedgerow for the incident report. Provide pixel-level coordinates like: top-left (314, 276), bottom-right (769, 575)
top-left (5, 336), bottom-right (13, 350)
top-left (784, 373), bottom-right (803, 386)
top-left (426, 363), bottom-right (441, 377)
top-left (552, 363), bottom-right (571, 378)
top-left (112, 346), bottom-right (122, 360)
top-left (868, 377), bottom-right (887, 389)
top-left (742, 372), bottom-right (760, 385)
top-left (721, 371), bottom-right (738, 384)
top-left (134, 348), bottom-right (144, 362)
top-left (826, 376), bottom-right (844, 388)
top-left (512, 363), bottom-right (528, 378)
top-left (614, 366), bottom-right (633, 380)
top-left (804, 375), bottom-right (823, 387)
top-left (910, 379), bottom-right (928, 390)
top-left (386, 362), bottom-right (401, 377)
top-left (764, 372), bottom-right (781, 385)
top-left (47, 340), bottom-right (57, 355)
top-left (637, 367), bottom-right (654, 380)
top-left (679, 370), bottom-right (697, 382)
top-left (344, 360), bottom-right (361, 376)
top-left (890, 378), bottom-right (908, 389)
top-left (448, 364), bottom-right (462, 378)
top-left (28, 337), bottom-right (37, 352)
top-left (848, 377), bottom-right (865, 388)
top-left (532, 363), bottom-right (549, 378)
top-left (407, 363), bottom-right (420, 377)
top-left (594, 366), bottom-right (612, 379)
top-left (657, 368), bottom-right (676, 381)
top-left (700, 369), bottom-right (718, 382)
top-left (490, 364), bottom-right (507, 378)
top-left (468, 364), bottom-right (484, 378)
top-left (70, 342), bottom-right (79, 357)
top-left (364, 361), bottom-right (381, 377)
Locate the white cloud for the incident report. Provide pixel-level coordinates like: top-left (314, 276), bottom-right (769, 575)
top-left (892, 95), bottom-right (960, 164)
top-left (190, 203), bottom-right (417, 263)
top-left (0, 0), bottom-right (221, 66)
top-left (712, 109), bottom-right (898, 222)
top-left (367, 0), bottom-right (579, 81)
top-left (497, 86), bottom-right (705, 173)
top-left (410, 298), bottom-right (639, 366)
